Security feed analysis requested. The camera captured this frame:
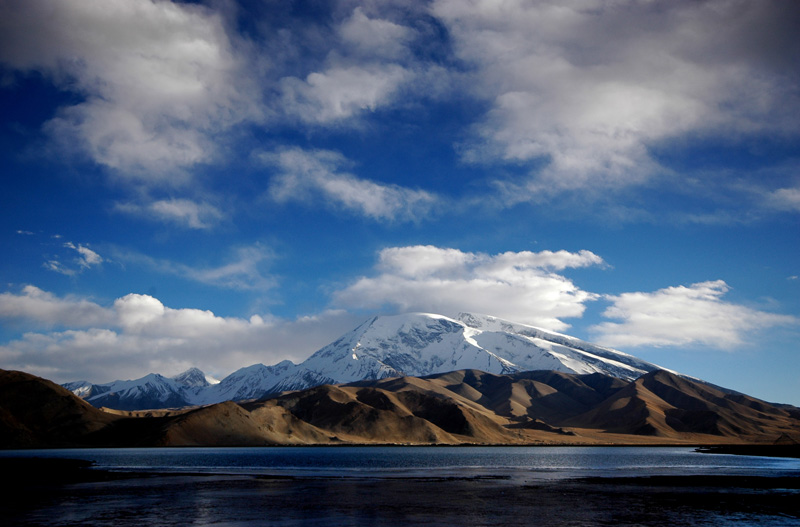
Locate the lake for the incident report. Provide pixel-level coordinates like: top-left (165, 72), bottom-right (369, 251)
top-left (2, 445), bottom-right (799, 480)
top-left (2, 446), bottom-right (799, 526)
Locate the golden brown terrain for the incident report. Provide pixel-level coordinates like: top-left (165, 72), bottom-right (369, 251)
top-left (1, 368), bottom-right (798, 448)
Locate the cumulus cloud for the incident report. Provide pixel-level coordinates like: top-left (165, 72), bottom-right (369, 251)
top-left (115, 198), bottom-right (225, 229)
top-left (591, 280), bottom-right (798, 349)
top-left (431, 0), bottom-right (800, 196)
top-left (264, 147), bottom-right (437, 222)
top-left (0, 0), bottom-right (261, 180)
top-left (0, 286), bottom-right (361, 383)
top-left (333, 245), bottom-right (602, 331)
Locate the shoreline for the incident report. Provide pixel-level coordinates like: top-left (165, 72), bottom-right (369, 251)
top-left (4, 441), bottom-right (800, 457)
top-left (696, 444), bottom-right (800, 459)
top-left (4, 456), bottom-right (799, 487)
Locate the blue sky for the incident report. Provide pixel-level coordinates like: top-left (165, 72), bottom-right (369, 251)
top-left (1, 0), bottom-right (799, 405)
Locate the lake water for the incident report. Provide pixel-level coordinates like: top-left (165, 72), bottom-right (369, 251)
top-left (3, 447), bottom-right (799, 526)
top-left (2, 445), bottom-right (798, 481)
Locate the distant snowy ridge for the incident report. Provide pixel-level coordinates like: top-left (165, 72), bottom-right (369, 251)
top-left (65, 312), bottom-right (667, 410)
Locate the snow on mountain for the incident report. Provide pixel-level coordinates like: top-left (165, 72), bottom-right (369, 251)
top-left (79, 373), bottom-right (191, 411)
top-left (62, 380), bottom-right (96, 399)
top-left (194, 361), bottom-right (300, 405)
top-left (70, 367), bottom-right (219, 410)
top-left (454, 313), bottom-right (662, 380)
top-left (296, 312), bottom-right (662, 384)
top-left (299, 313), bottom-right (520, 384)
top-left (172, 367), bottom-right (216, 388)
top-left (65, 312), bottom-right (667, 410)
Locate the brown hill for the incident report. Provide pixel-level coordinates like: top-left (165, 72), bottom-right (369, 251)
top-left (563, 370), bottom-right (800, 440)
top-left (166, 399), bottom-right (351, 446)
top-left (1, 368), bottom-right (798, 448)
top-left (252, 382), bottom-right (518, 444)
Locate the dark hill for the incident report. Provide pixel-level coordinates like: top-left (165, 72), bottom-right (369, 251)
top-left (0, 370), bottom-right (118, 448)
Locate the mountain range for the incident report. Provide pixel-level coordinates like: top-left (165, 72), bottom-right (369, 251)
top-left (64, 312), bottom-right (667, 411)
top-left (3, 367), bottom-right (798, 449)
top-left (5, 311), bottom-right (797, 449)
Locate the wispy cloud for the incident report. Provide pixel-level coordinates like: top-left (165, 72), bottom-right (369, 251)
top-left (591, 280), bottom-right (798, 349)
top-left (116, 244), bottom-right (276, 291)
top-left (263, 147), bottom-right (437, 222)
top-left (43, 241), bottom-right (104, 276)
top-left (334, 245), bottom-right (603, 331)
top-left (765, 187), bottom-right (800, 213)
top-left (115, 198), bottom-right (225, 230)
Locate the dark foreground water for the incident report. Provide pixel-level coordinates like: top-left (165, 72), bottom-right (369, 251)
top-left (2, 446), bottom-right (799, 526)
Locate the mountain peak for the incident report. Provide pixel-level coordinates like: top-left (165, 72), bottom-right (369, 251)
top-left (172, 367), bottom-right (212, 388)
top-left (66, 311), bottom-right (667, 411)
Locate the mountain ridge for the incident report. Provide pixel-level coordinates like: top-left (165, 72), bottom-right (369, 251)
top-left (65, 312), bottom-right (669, 411)
top-left (4, 367), bottom-right (799, 449)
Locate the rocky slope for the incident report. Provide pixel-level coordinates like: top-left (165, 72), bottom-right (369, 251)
top-left (5, 368), bottom-right (798, 448)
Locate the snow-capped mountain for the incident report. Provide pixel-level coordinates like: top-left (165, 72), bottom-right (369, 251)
top-left (193, 361), bottom-right (300, 405)
top-left (172, 367), bottom-right (218, 388)
top-left (66, 367), bottom-right (218, 410)
top-left (66, 312), bottom-right (667, 410)
top-left (294, 312), bottom-right (662, 384)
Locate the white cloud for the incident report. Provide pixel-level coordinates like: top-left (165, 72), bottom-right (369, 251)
top-left (591, 280), bottom-right (798, 349)
top-left (66, 242), bottom-right (103, 269)
top-left (116, 244), bottom-right (276, 291)
top-left (280, 64), bottom-right (411, 124)
top-left (334, 245), bottom-right (602, 331)
top-left (115, 198), bottom-right (224, 229)
top-left (43, 241), bottom-right (104, 276)
top-left (339, 7), bottom-right (415, 60)
top-left (2, 0), bottom-right (796, 214)
top-left (0, 286), bottom-right (113, 328)
top-left (275, 4), bottom-right (420, 125)
top-left (181, 245), bottom-right (275, 291)
top-left (765, 187), bottom-right (800, 213)
top-left (431, 0), bottom-right (800, 196)
top-left (0, 286), bottom-right (362, 383)
top-left (113, 293), bottom-right (167, 331)
top-left (264, 147), bottom-right (436, 222)
top-left (43, 260), bottom-right (77, 277)
top-left (0, 0), bottom-right (261, 180)
top-left (377, 246), bottom-right (479, 278)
